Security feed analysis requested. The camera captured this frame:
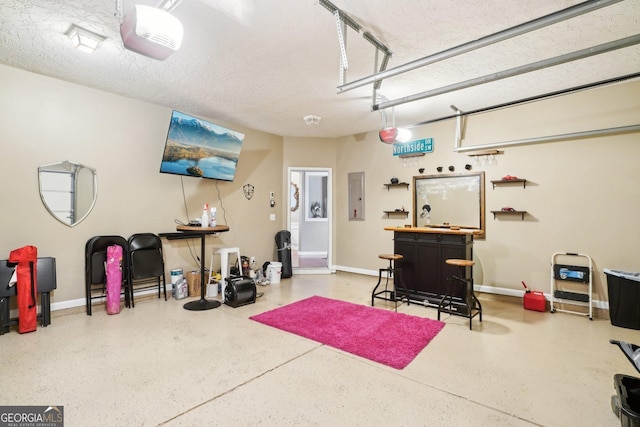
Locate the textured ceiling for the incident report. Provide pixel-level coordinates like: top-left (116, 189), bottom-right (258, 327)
top-left (0, 0), bottom-right (639, 138)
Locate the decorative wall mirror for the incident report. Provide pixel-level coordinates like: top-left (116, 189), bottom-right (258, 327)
top-left (413, 172), bottom-right (485, 235)
top-left (38, 161), bottom-right (97, 227)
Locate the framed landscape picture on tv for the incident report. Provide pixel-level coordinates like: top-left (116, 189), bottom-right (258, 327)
top-left (159, 110), bottom-right (245, 181)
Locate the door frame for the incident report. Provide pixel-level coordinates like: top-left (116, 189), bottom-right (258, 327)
top-left (287, 167), bottom-right (333, 274)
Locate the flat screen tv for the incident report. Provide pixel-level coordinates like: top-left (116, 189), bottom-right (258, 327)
top-left (159, 110), bottom-right (245, 181)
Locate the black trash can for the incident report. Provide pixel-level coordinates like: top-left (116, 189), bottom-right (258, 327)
top-left (605, 269), bottom-right (640, 330)
top-left (611, 340), bottom-right (640, 426)
top-left (275, 230), bottom-right (292, 278)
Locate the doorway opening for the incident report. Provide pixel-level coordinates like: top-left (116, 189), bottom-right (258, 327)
top-left (287, 167), bottom-right (332, 274)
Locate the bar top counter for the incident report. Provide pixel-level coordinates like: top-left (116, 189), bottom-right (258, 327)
top-left (384, 226), bottom-right (484, 236)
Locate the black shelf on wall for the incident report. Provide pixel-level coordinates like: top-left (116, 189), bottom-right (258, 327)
top-left (491, 210), bottom-right (527, 220)
top-left (384, 182), bottom-right (409, 190)
top-left (383, 210), bottom-right (410, 218)
top-left (491, 178), bottom-right (527, 189)
top-left (491, 176), bottom-right (528, 220)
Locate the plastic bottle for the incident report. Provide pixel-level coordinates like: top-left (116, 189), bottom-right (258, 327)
top-left (210, 207), bottom-right (217, 227)
top-left (201, 203), bottom-right (209, 228)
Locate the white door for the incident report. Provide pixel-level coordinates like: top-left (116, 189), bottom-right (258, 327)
top-left (287, 167), bottom-right (332, 274)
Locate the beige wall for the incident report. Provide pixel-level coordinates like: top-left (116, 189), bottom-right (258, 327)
top-left (0, 64), bottom-right (285, 308)
top-left (1, 62), bottom-right (638, 311)
top-left (335, 79), bottom-right (640, 305)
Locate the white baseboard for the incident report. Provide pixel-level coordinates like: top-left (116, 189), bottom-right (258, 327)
top-left (334, 265), bottom-right (610, 310)
top-left (335, 265), bottom-right (378, 276)
top-left (52, 297), bottom-right (86, 311)
top-left (49, 288), bottom-right (162, 313)
top-left (292, 268), bottom-right (334, 275)
top-left (297, 251), bottom-right (328, 258)
top-left (41, 268), bottom-right (609, 313)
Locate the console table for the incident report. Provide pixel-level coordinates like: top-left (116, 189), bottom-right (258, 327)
top-left (159, 225), bottom-right (230, 311)
top-left (384, 226), bottom-right (482, 306)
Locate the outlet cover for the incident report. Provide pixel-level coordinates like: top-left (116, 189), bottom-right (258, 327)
top-left (270, 214), bottom-right (276, 221)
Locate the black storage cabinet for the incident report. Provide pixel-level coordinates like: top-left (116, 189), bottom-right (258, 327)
top-left (275, 230), bottom-right (292, 278)
top-left (605, 269), bottom-right (640, 330)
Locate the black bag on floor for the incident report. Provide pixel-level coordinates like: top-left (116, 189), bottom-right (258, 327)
top-left (224, 276), bottom-right (256, 308)
top-left (275, 230), bottom-right (292, 278)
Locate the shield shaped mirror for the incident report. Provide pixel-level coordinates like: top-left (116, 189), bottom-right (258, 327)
top-left (38, 161), bottom-right (97, 227)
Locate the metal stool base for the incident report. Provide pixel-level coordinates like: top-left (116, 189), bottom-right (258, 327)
top-left (372, 256), bottom-right (410, 312)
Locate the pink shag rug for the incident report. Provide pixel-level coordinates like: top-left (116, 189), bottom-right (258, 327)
top-left (249, 296), bottom-right (445, 369)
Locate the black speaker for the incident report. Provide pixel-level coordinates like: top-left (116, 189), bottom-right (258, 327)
top-left (224, 276), bottom-right (256, 308)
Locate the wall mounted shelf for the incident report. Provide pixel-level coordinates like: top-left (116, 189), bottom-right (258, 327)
top-left (384, 182), bottom-right (409, 190)
top-left (491, 210), bottom-right (527, 220)
top-left (491, 178), bottom-right (527, 189)
top-left (384, 210), bottom-right (409, 218)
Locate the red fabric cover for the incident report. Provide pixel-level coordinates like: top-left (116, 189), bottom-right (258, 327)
top-left (9, 245), bottom-right (38, 333)
top-left (106, 245), bottom-right (123, 315)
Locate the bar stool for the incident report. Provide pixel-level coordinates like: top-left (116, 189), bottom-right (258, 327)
top-left (438, 259), bottom-right (482, 330)
top-left (371, 254), bottom-right (410, 311)
top-left (209, 247), bottom-right (241, 303)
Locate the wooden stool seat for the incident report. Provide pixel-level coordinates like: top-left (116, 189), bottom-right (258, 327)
top-left (372, 254), bottom-right (409, 311)
top-left (445, 259), bottom-right (474, 268)
top-left (438, 258), bottom-right (482, 330)
top-left (379, 254), bottom-right (403, 262)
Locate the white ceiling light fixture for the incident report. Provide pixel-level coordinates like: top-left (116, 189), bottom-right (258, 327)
top-left (304, 115), bottom-right (321, 125)
top-left (157, 0), bottom-right (183, 13)
top-left (120, 4), bottom-right (184, 61)
top-left (65, 24), bottom-right (106, 53)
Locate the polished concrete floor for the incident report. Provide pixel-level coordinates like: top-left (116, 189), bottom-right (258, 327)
top-left (1, 272), bottom-right (638, 426)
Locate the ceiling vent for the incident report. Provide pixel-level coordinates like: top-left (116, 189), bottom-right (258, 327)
top-left (120, 5), bottom-right (184, 61)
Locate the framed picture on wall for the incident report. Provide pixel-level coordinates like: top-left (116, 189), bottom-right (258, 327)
top-left (305, 171), bottom-right (328, 222)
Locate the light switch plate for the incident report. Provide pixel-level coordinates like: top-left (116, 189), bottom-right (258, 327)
top-left (270, 214), bottom-right (276, 221)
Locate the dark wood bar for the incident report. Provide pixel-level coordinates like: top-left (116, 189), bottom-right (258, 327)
top-left (384, 226), bottom-right (482, 307)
